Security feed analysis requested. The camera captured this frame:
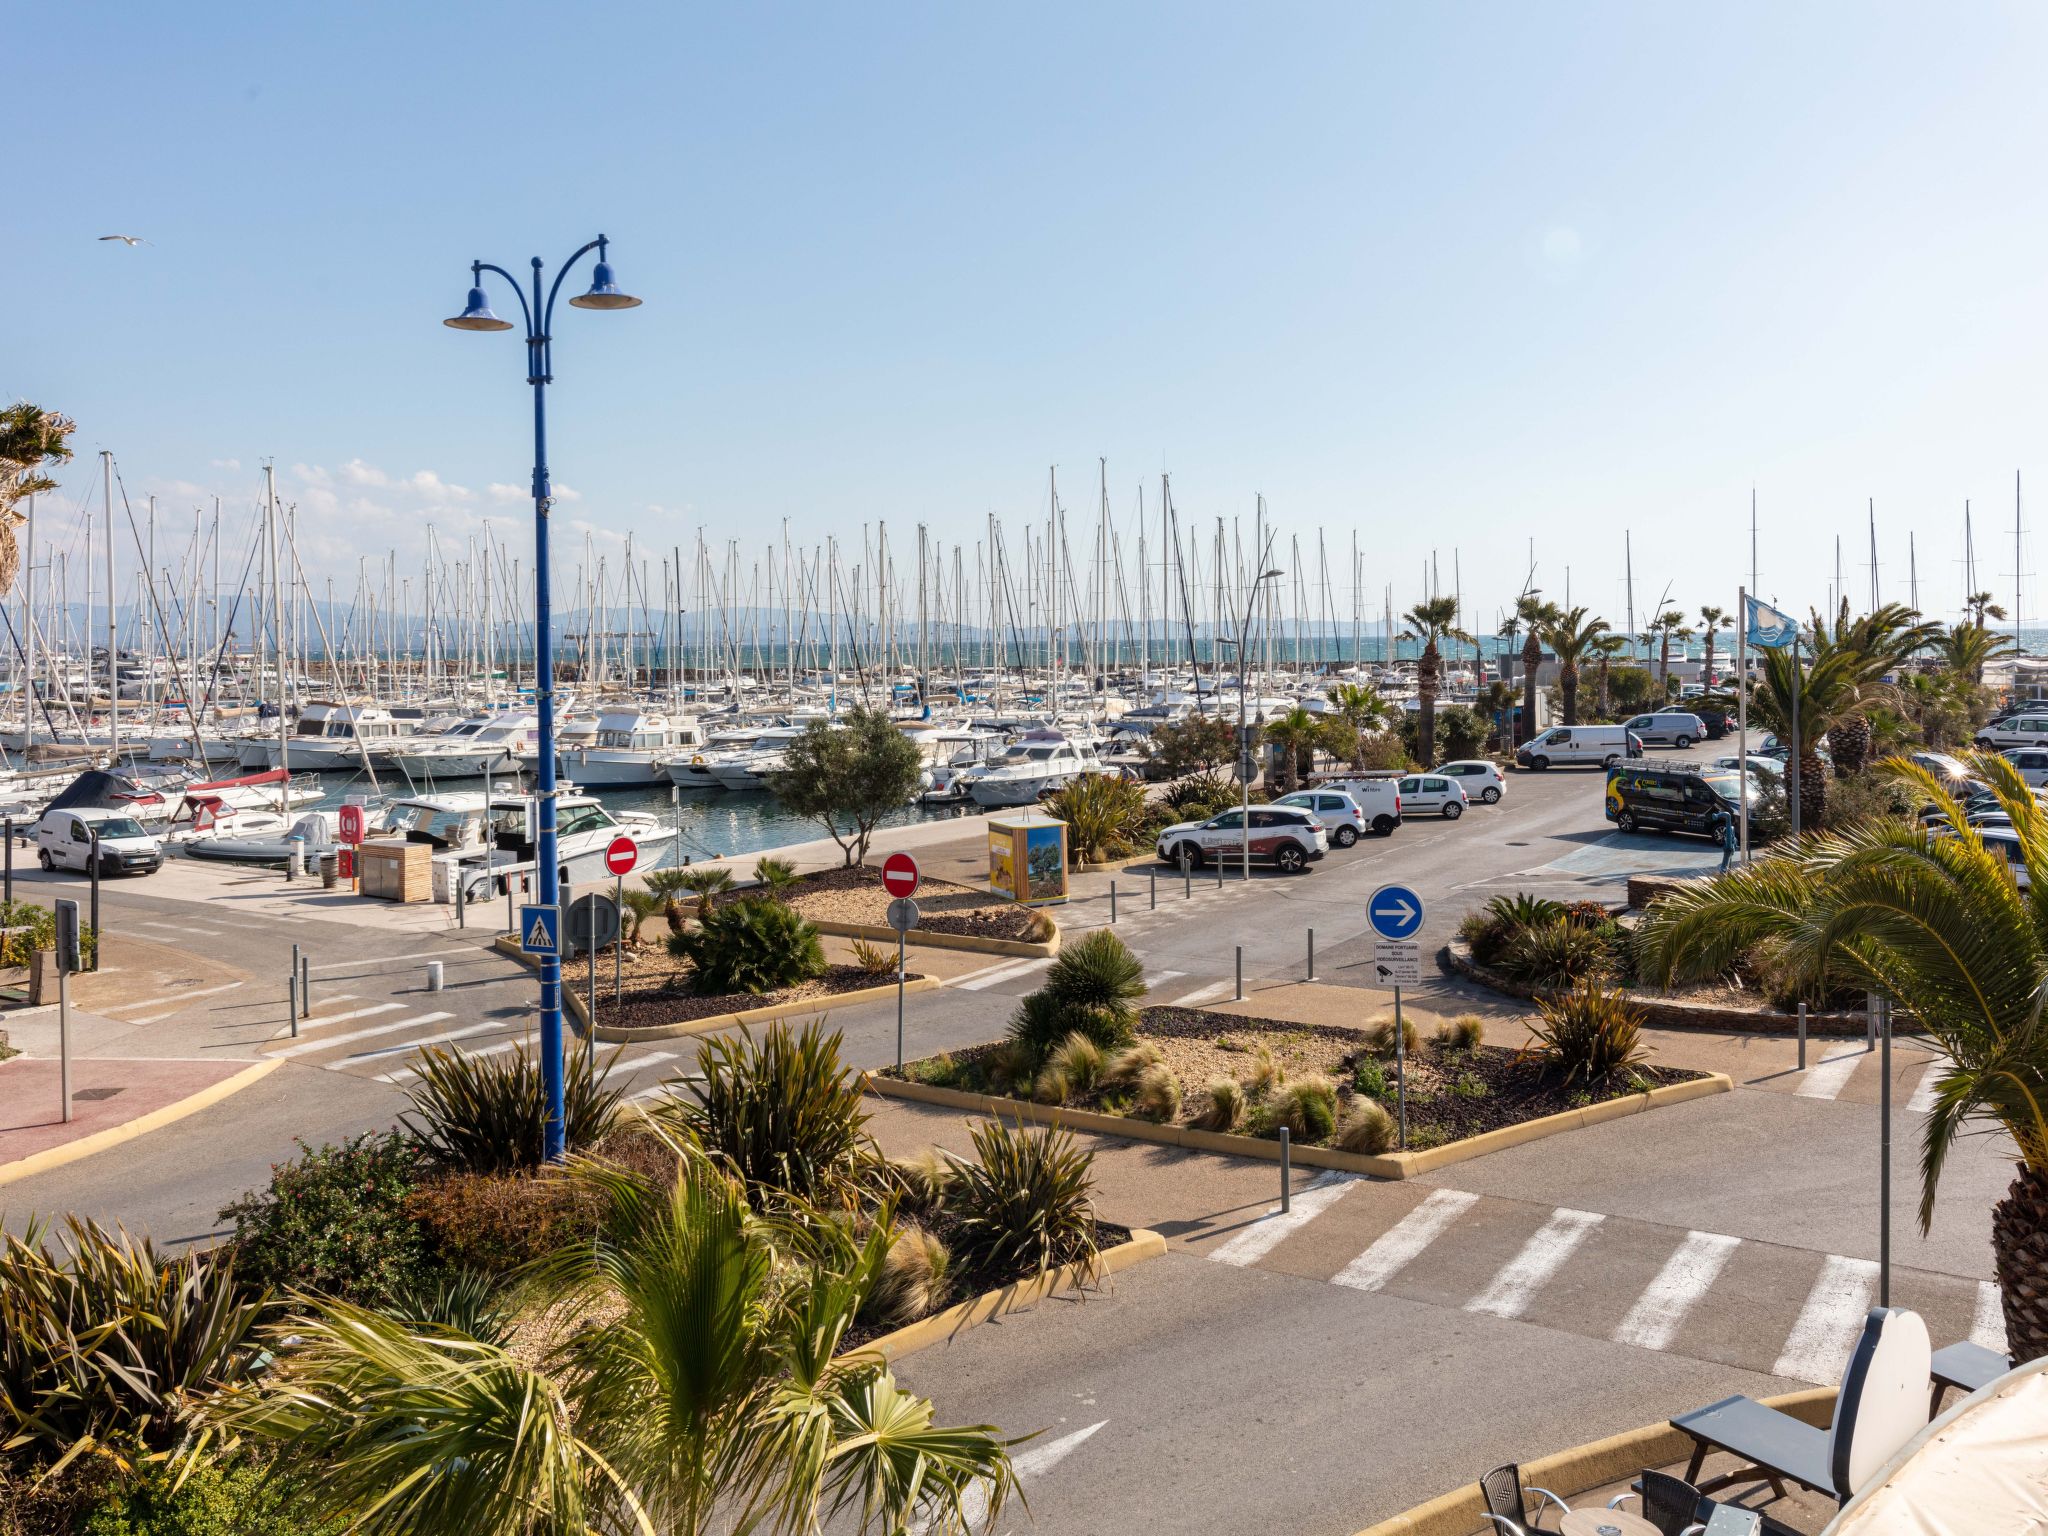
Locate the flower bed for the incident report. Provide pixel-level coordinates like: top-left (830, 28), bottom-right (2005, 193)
top-left (778, 865), bottom-right (1047, 943)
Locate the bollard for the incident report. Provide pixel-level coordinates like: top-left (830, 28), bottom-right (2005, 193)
top-left (1279, 1126), bottom-right (1292, 1213)
top-left (1111, 881), bottom-right (1117, 924)
top-left (1307, 927), bottom-right (1315, 981)
top-left (291, 944), bottom-right (301, 1017)
top-left (1798, 1000), bottom-right (1808, 1071)
top-left (88, 833), bottom-right (100, 971)
top-left (1184, 865), bottom-right (1191, 900)
top-left (300, 950), bottom-right (311, 1018)
top-left (1150, 871), bottom-right (1156, 910)
top-left (1235, 945), bottom-right (1243, 1001)
top-left (1866, 991), bottom-right (1877, 1053)
top-left (3, 817), bottom-right (11, 908)
top-left (1217, 859), bottom-right (1224, 890)
top-left (287, 971), bottom-right (298, 1037)
top-left (426, 960), bottom-right (444, 993)
top-left (320, 852), bottom-right (338, 890)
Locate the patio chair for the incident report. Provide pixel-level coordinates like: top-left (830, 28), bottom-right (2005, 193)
top-left (1477, 1462), bottom-right (1571, 1533)
top-left (1670, 1307), bottom-right (1930, 1505)
top-left (1928, 1338), bottom-right (2010, 1414)
top-left (1606, 1469), bottom-right (1707, 1535)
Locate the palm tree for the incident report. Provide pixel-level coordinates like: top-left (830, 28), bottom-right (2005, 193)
top-left (1697, 606), bottom-right (1727, 690)
top-left (1968, 590), bottom-right (2009, 631)
top-left (0, 404), bottom-right (76, 598)
top-left (234, 1134), bottom-right (1019, 1534)
top-left (1323, 682), bottom-right (1389, 769)
top-left (1934, 622), bottom-right (2015, 687)
top-left (1811, 601), bottom-right (1941, 777)
top-left (1403, 597), bottom-right (1471, 770)
top-left (642, 867), bottom-right (712, 935)
top-left (677, 867), bottom-right (736, 924)
top-left (1591, 633), bottom-right (1628, 718)
top-left (1513, 593), bottom-right (1558, 745)
top-left (1635, 757), bottom-right (2048, 1361)
top-left (1540, 607), bottom-right (1610, 726)
top-left (1262, 705), bottom-right (1321, 794)
top-left (1476, 681), bottom-right (1517, 749)
top-left (1654, 610), bottom-right (1690, 692)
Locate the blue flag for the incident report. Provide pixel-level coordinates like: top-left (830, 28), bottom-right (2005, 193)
top-left (1744, 595), bottom-right (1798, 650)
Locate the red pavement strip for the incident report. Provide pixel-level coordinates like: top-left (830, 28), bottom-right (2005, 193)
top-left (0, 1056), bottom-right (278, 1183)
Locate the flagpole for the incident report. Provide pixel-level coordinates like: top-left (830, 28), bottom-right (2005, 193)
top-left (1737, 587), bottom-right (1750, 864)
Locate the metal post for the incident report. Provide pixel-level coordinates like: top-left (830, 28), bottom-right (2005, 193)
top-left (1866, 990), bottom-right (1877, 1053)
top-left (613, 874), bottom-right (623, 1007)
top-left (1150, 871), bottom-right (1156, 910)
top-left (288, 970), bottom-right (298, 1037)
top-left (455, 868), bottom-right (466, 929)
top-left (1279, 1125), bottom-right (1292, 1213)
top-left (300, 950), bottom-right (310, 1018)
top-left (1798, 999), bottom-right (1808, 1070)
top-left (587, 939), bottom-right (596, 1077)
top-left (1235, 945), bottom-right (1243, 1001)
top-left (1879, 994), bottom-right (1893, 1307)
top-left (895, 928), bottom-right (906, 1071)
top-left (1394, 984), bottom-right (1408, 1150)
top-left (87, 832), bottom-right (100, 972)
top-left (1110, 880), bottom-right (1117, 924)
top-left (58, 966), bottom-right (72, 1123)
top-left (292, 943), bottom-right (303, 1018)
top-left (1184, 864), bottom-right (1191, 900)
top-left (1217, 857), bottom-right (1224, 889)
top-left (3, 818), bottom-right (11, 907)
top-left (1307, 926), bottom-right (1315, 981)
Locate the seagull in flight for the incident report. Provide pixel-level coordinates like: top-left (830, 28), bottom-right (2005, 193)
top-left (98, 234), bottom-right (150, 246)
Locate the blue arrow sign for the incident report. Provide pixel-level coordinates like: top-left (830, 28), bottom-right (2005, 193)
top-left (1367, 883), bottom-right (1425, 940)
top-left (519, 903), bottom-right (561, 957)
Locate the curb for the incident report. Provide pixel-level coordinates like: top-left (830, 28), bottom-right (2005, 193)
top-left (1351, 1387), bottom-right (1836, 1536)
top-left (808, 917), bottom-right (1061, 959)
top-left (864, 1071), bottom-right (1732, 1179)
top-left (0, 1058), bottom-right (284, 1187)
top-left (858, 1228), bottom-right (1166, 1364)
top-left (493, 935), bottom-right (941, 1042)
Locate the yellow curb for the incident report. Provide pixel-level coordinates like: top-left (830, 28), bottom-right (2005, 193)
top-left (808, 917), bottom-right (1061, 959)
top-left (866, 1071), bottom-right (1733, 1179)
top-left (1351, 1387), bottom-right (1836, 1536)
top-left (856, 1228), bottom-right (1167, 1364)
top-left (0, 1058), bottom-right (283, 1188)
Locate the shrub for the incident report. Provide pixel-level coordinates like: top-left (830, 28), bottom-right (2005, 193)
top-left (849, 937), bottom-right (898, 976)
top-left (77, 1455), bottom-right (337, 1536)
top-left (1008, 930), bottom-right (1145, 1062)
top-left (1366, 1016), bottom-right (1418, 1057)
top-left (385, 1268), bottom-right (517, 1346)
top-left (1450, 1072), bottom-right (1489, 1100)
top-left (1192, 1077), bottom-right (1243, 1132)
top-left (978, 1040), bottom-right (1032, 1096)
top-left (1246, 1042), bottom-right (1284, 1095)
top-left (1485, 891), bottom-right (1566, 931)
top-left (1031, 1062), bottom-right (1072, 1105)
top-left (950, 1119), bottom-right (1098, 1280)
top-left (1046, 1032), bottom-right (1106, 1095)
top-left (887, 1147), bottom-right (958, 1216)
top-left (1099, 1039), bottom-right (1163, 1090)
top-left (1561, 900), bottom-right (1611, 928)
top-left (401, 1044), bottom-right (623, 1175)
top-left (1354, 732), bottom-right (1412, 772)
top-left (1435, 1015), bottom-right (1485, 1050)
top-left (752, 854), bottom-right (799, 894)
top-left (1496, 918), bottom-right (1611, 988)
top-left (1336, 1098), bottom-right (1395, 1154)
top-left (1130, 1064), bottom-right (1182, 1123)
top-left (904, 1050), bottom-right (959, 1086)
top-left (1045, 772), bottom-right (1151, 863)
top-left (1351, 1057), bottom-right (1389, 1098)
top-left (1264, 1076), bottom-right (1338, 1141)
top-left (0, 899), bottom-right (96, 970)
top-left (667, 895), bottom-right (827, 996)
top-left (219, 1133), bottom-right (430, 1307)
top-left (860, 1227), bottom-right (956, 1330)
top-left (1526, 980), bottom-right (1651, 1085)
top-left (1163, 772), bottom-right (1233, 815)
top-left (403, 1171), bottom-right (595, 1275)
top-left (1148, 717), bottom-right (1238, 779)
top-left (662, 1019), bottom-right (871, 1208)
top-left (1458, 909), bottom-right (1512, 966)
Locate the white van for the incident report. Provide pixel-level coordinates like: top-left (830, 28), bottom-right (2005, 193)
top-left (36, 806), bottom-right (164, 876)
top-left (1309, 774), bottom-right (1403, 835)
top-left (1977, 715), bottom-right (2048, 750)
top-left (1516, 724), bottom-right (1641, 771)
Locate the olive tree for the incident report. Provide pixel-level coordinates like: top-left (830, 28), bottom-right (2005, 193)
top-left (770, 706), bottom-right (923, 866)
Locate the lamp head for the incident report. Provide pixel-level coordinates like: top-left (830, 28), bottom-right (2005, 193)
top-left (1260, 568), bottom-right (1284, 582)
top-left (570, 260), bottom-right (641, 311)
top-left (444, 286), bottom-right (513, 332)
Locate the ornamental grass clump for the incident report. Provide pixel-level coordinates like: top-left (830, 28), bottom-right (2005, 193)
top-left (861, 1227), bottom-right (957, 1329)
top-left (402, 1043), bottom-right (623, 1175)
top-left (1193, 1077), bottom-right (1244, 1132)
top-left (1130, 1064), bottom-right (1182, 1123)
top-left (1265, 1076), bottom-right (1338, 1142)
top-left (1336, 1098), bottom-right (1396, 1155)
top-left (1435, 1015), bottom-right (1486, 1051)
top-left (1045, 1032), bottom-right (1106, 1094)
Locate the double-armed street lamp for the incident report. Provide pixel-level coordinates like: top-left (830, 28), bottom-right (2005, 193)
top-left (1218, 565), bottom-right (1284, 882)
top-left (444, 236), bottom-right (641, 1161)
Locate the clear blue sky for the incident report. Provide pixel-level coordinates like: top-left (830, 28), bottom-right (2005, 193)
top-left (11, 2), bottom-right (2048, 635)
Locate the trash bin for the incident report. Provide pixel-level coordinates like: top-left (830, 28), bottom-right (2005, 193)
top-left (319, 852), bottom-right (338, 889)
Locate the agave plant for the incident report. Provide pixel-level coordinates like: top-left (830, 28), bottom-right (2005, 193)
top-left (402, 1043), bottom-right (625, 1175)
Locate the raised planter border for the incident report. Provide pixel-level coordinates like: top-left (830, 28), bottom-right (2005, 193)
top-left (865, 1068), bottom-right (1731, 1180)
top-left (1351, 1387), bottom-right (1835, 1536)
top-left (857, 1227), bottom-right (1166, 1364)
top-left (1441, 940), bottom-right (1873, 1037)
top-left (809, 916), bottom-right (1060, 959)
top-left (493, 935), bottom-right (943, 1042)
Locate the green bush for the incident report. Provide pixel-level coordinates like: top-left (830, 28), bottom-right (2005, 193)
top-left (1458, 909), bottom-right (1512, 966)
top-left (950, 1118), bottom-right (1098, 1281)
top-left (0, 899), bottom-right (97, 970)
top-left (1526, 980), bottom-right (1651, 1085)
top-left (401, 1044), bottom-right (623, 1175)
top-left (79, 1455), bottom-right (337, 1536)
top-left (667, 895), bottom-right (827, 996)
top-left (1045, 772), bottom-right (1151, 863)
top-left (1162, 772), bottom-right (1233, 815)
top-left (1485, 892), bottom-right (1566, 930)
top-left (219, 1133), bottom-right (430, 1307)
top-left (1147, 717), bottom-right (1237, 778)
top-left (1008, 929), bottom-right (1146, 1063)
top-left (1351, 1057), bottom-right (1389, 1098)
top-left (752, 854), bottom-right (799, 893)
top-left (1495, 918), bottom-right (1612, 988)
top-left (1264, 1076), bottom-right (1338, 1142)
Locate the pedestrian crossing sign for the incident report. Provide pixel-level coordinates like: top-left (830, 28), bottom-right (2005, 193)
top-left (519, 903), bottom-right (561, 957)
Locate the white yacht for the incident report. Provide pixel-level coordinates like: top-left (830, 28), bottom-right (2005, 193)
top-left (386, 713), bottom-right (541, 780)
top-left (962, 731), bottom-right (1105, 808)
top-left (558, 709), bottom-right (702, 787)
top-left (439, 791), bottom-right (675, 904)
top-left (708, 724), bottom-right (820, 792)
top-left (258, 702), bottom-right (420, 772)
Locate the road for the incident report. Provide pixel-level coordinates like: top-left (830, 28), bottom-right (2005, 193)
top-left (0, 751), bottom-right (2009, 1532)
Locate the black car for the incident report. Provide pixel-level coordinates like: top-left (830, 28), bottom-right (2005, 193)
top-left (1693, 703), bottom-right (1731, 740)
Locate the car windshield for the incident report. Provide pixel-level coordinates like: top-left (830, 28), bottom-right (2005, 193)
top-left (94, 817), bottom-right (148, 840)
top-left (1700, 773), bottom-right (1743, 803)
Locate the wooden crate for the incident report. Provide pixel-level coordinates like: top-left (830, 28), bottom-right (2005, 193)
top-left (357, 839), bottom-right (432, 903)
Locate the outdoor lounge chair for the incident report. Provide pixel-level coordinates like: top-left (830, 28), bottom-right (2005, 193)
top-left (1928, 1338), bottom-right (2010, 1414)
top-left (1477, 1462), bottom-right (1571, 1533)
top-left (1671, 1307), bottom-right (1931, 1505)
top-left (1607, 1469), bottom-right (1708, 1534)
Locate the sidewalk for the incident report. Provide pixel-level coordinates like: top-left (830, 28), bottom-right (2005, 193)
top-left (0, 1052), bottom-right (279, 1184)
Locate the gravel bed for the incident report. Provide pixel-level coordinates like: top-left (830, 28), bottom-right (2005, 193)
top-left (580, 958), bottom-right (921, 1032)
top-left (780, 866), bottom-right (1046, 941)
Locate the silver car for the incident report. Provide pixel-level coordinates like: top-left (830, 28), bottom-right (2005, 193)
top-left (1625, 711), bottom-right (1708, 749)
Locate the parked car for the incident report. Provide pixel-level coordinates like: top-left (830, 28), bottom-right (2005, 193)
top-left (1625, 711), bottom-right (1709, 749)
top-left (1911, 751), bottom-right (1977, 786)
top-left (1438, 760), bottom-right (1506, 804)
top-left (1714, 753), bottom-right (1785, 778)
top-left (2002, 748), bottom-right (2048, 789)
top-left (1396, 773), bottom-right (1470, 819)
top-left (1692, 703), bottom-right (1732, 740)
top-left (35, 806), bottom-right (163, 876)
top-left (1155, 804), bottom-right (1329, 873)
top-left (1517, 723), bottom-right (1641, 770)
top-left (1603, 762), bottom-right (1750, 839)
top-left (1308, 774), bottom-right (1404, 835)
top-left (1975, 713), bottom-right (2048, 750)
top-left (1271, 789), bottom-right (1367, 848)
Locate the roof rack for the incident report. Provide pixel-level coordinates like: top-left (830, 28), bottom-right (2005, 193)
top-left (1620, 757), bottom-right (1737, 777)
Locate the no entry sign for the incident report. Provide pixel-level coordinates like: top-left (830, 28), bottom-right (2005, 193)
top-left (604, 835), bottom-right (639, 877)
top-left (881, 851), bottom-right (920, 898)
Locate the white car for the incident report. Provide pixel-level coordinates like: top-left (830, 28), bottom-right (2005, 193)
top-left (1976, 714), bottom-right (2048, 750)
top-left (1311, 775), bottom-right (1404, 835)
top-left (1396, 773), bottom-right (1470, 819)
top-left (1438, 760), bottom-right (1505, 805)
top-left (1155, 805), bottom-right (1329, 873)
top-left (1271, 789), bottom-right (1366, 848)
top-left (35, 806), bottom-right (163, 876)
top-left (2000, 749), bottom-right (2048, 789)
top-left (1625, 712), bottom-right (1708, 749)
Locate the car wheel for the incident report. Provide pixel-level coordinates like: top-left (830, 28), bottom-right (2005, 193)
top-left (1442, 802), bottom-right (1463, 820)
top-left (1617, 810), bottom-right (1637, 833)
top-left (1372, 815), bottom-right (1396, 835)
top-left (1177, 843), bottom-right (1201, 872)
top-left (37, 849), bottom-right (52, 871)
top-left (1675, 734), bottom-right (1694, 749)
top-left (1603, 754), bottom-right (1621, 768)
top-left (1276, 844), bottom-right (1306, 873)
top-left (1481, 786), bottom-right (1501, 804)
top-left (1333, 825), bottom-right (1358, 848)
top-left (1529, 755), bottom-right (1550, 770)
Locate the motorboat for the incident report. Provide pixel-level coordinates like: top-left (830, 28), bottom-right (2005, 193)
top-left (386, 713), bottom-right (541, 780)
top-left (907, 726), bottom-right (1013, 804)
top-left (257, 702), bottom-right (421, 772)
top-left (962, 731), bottom-right (1106, 808)
top-left (181, 811), bottom-right (338, 867)
top-left (440, 791), bottom-right (676, 904)
top-left (558, 709), bottom-right (703, 787)
top-left (665, 721), bottom-right (779, 791)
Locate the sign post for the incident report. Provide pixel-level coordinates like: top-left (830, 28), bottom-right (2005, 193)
top-left (605, 835), bottom-right (638, 1009)
top-left (1368, 884), bottom-right (1427, 1150)
top-left (54, 899), bottom-right (80, 1124)
top-left (887, 894), bottom-right (920, 1070)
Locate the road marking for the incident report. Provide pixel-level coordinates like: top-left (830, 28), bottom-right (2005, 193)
top-left (1795, 1049), bottom-right (1867, 1100)
top-left (378, 1037), bottom-right (526, 1082)
top-left (311, 949), bottom-right (479, 971)
top-left (97, 980), bottom-right (247, 1015)
top-left (1142, 969), bottom-right (1186, 990)
top-left (134, 919), bottom-right (223, 937)
top-left (627, 1074), bottom-right (703, 1103)
top-left (334, 1014), bottom-right (495, 1062)
top-left (1773, 1254), bottom-right (1880, 1383)
top-left (954, 957), bottom-right (1049, 991)
top-left (1612, 1231), bottom-right (1743, 1351)
top-left (1208, 1172), bottom-right (1360, 1267)
top-left (1465, 1208), bottom-right (1605, 1320)
top-left (1332, 1189), bottom-right (1480, 1293)
top-left (1167, 980), bottom-right (1233, 1007)
top-left (1972, 1280), bottom-right (2010, 1355)
top-left (264, 1003), bottom-right (408, 1056)
top-left (1906, 1063), bottom-right (1944, 1115)
top-left (918, 1419), bottom-right (1108, 1535)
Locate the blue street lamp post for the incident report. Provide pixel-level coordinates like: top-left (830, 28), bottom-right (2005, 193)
top-left (445, 236), bottom-right (640, 1160)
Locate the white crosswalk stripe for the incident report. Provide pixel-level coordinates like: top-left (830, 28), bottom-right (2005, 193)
top-left (1465, 1208), bottom-right (1605, 1320)
top-left (1795, 1049), bottom-right (1867, 1100)
top-left (1141, 969), bottom-right (1186, 991)
top-left (378, 1037), bottom-right (524, 1082)
top-left (1208, 1172), bottom-right (1360, 1267)
top-left (1773, 1254), bottom-right (1880, 1383)
top-left (1972, 1280), bottom-right (2010, 1354)
top-left (1167, 980), bottom-right (1233, 1007)
top-left (98, 981), bottom-right (247, 1015)
top-left (266, 1003), bottom-right (406, 1055)
top-left (1332, 1189), bottom-right (1478, 1293)
top-left (1612, 1231), bottom-right (1742, 1351)
top-left (1907, 1063), bottom-right (1945, 1115)
top-left (955, 958), bottom-right (1050, 992)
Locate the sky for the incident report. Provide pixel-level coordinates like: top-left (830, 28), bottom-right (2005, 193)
top-left (11, 2), bottom-right (2048, 638)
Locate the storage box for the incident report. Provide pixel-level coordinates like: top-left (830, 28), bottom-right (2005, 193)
top-left (987, 813), bottom-right (1068, 905)
top-left (356, 838), bottom-right (432, 903)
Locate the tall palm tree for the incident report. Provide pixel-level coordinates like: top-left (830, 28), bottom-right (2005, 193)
top-left (1540, 607), bottom-right (1610, 726)
top-left (1591, 633), bottom-right (1628, 718)
top-left (1513, 593), bottom-right (1558, 745)
top-left (1968, 591), bottom-right (2009, 631)
top-left (1934, 621), bottom-right (2015, 687)
top-left (1323, 682), bottom-right (1390, 769)
top-left (1476, 681), bottom-right (1517, 748)
top-left (1811, 601), bottom-right (1941, 777)
top-left (0, 404), bottom-right (75, 598)
top-left (1636, 757), bottom-right (2048, 1361)
top-left (234, 1134), bottom-right (1019, 1534)
top-left (1697, 605), bottom-right (1727, 690)
top-left (1654, 610), bottom-right (1690, 692)
top-left (1261, 705), bottom-right (1321, 793)
top-left (1403, 597), bottom-right (1471, 770)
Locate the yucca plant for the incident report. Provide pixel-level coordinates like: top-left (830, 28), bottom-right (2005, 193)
top-left (654, 1019), bottom-right (872, 1210)
top-left (1495, 918), bottom-right (1611, 988)
top-left (1042, 929), bottom-right (1146, 1018)
top-left (402, 1044), bottom-right (624, 1175)
top-left (949, 1118), bottom-right (1099, 1282)
top-left (668, 894), bottom-right (826, 996)
top-left (1485, 891), bottom-right (1567, 931)
top-left (386, 1269), bottom-right (516, 1347)
top-left (1163, 773), bottom-right (1232, 815)
top-left (0, 1216), bottom-right (265, 1472)
top-left (849, 937), bottom-right (898, 976)
top-left (1523, 979), bottom-right (1650, 1086)
top-left (1044, 771), bottom-right (1151, 863)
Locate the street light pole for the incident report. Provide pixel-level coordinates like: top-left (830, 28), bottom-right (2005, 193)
top-left (1223, 565), bottom-right (1284, 882)
top-left (445, 236), bottom-right (640, 1161)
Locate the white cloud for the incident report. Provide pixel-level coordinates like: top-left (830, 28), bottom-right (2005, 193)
top-left (209, 457), bottom-right (240, 471)
top-left (489, 480), bottom-right (574, 503)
